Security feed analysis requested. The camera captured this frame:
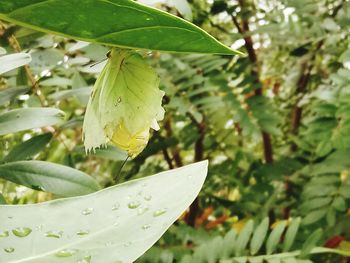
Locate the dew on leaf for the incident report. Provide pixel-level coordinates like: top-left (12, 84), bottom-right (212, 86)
top-left (127, 201), bottom-right (140, 209)
top-left (36, 225), bottom-right (43, 231)
top-left (123, 241), bottom-right (132, 247)
top-left (81, 208), bottom-right (94, 215)
top-left (105, 241), bottom-right (114, 247)
top-left (55, 249), bottom-right (78, 257)
top-left (142, 224), bottom-right (151, 230)
top-left (4, 247), bottom-right (14, 253)
top-left (144, 194), bottom-right (152, 201)
top-left (0, 230), bottom-right (9, 238)
top-left (45, 231), bottom-right (63, 238)
top-left (78, 255), bottom-right (91, 263)
top-left (77, 230), bottom-right (90, 236)
top-left (137, 206), bottom-right (150, 215)
top-left (112, 203), bottom-right (120, 211)
top-left (12, 227), bottom-right (32, 237)
top-left (153, 209), bottom-right (167, 217)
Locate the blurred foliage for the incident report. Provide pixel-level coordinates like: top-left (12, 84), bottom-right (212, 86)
top-left (1, 0), bottom-right (350, 262)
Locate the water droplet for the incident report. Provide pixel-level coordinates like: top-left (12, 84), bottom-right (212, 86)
top-left (112, 203), bottom-right (120, 211)
top-left (82, 208), bottom-right (94, 215)
top-left (146, 18), bottom-right (151, 21)
top-left (153, 209), bottom-right (167, 217)
top-left (144, 194), bottom-right (152, 201)
top-left (105, 241), bottom-right (114, 247)
top-left (137, 206), bottom-right (150, 215)
top-left (0, 230), bottom-right (9, 238)
top-left (127, 201), bottom-right (140, 209)
top-left (77, 230), bottom-right (89, 236)
top-left (12, 227), bottom-right (32, 237)
top-left (36, 225), bottom-right (43, 231)
top-left (55, 249), bottom-right (78, 257)
top-left (45, 231), bottom-right (63, 238)
top-left (78, 256), bottom-right (91, 263)
top-left (142, 224), bottom-right (151, 230)
top-left (4, 247), bottom-right (14, 253)
top-left (123, 241), bottom-right (132, 247)
top-left (117, 97), bottom-right (122, 103)
top-left (7, 216), bottom-right (13, 219)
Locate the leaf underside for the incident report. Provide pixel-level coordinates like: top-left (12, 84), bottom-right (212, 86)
top-left (0, 161), bottom-right (208, 263)
top-left (0, 0), bottom-right (242, 55)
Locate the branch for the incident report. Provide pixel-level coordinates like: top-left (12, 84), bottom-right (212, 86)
top-left (231, 3), bottom-right (273, 163)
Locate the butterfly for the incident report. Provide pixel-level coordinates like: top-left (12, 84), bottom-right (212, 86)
top-left (83, 49), bottom-right (164, 158)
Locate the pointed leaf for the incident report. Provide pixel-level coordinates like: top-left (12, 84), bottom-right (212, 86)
top-left (283, 218), bottom-right (301, 252)
top-left (0, 53), bottom-right (31, 75)
top-left (266, 220), bottom-right (287, 255)
top-left (0, 108), bottom-right (64, 136)
top-left (234, 220), bottom-right (254, 256)
top-left (0, 0), bottom-right (241, 55)
top-left (300, 229), bottom-right (323, 258)
top-left (0, 161), bottom-right (207, 262)
top-left (302, 209), bottom-right (327, 225)
top-left (0, 86), bottom-right (29, 106)
top-left (2, 133), bottom-right (52, 162)
top-left (250, 217), bottom-right (269, 255)
top-left (0, 161), bottom-right (100, 197)
top-left (222, 229), bottom-right (237, 259)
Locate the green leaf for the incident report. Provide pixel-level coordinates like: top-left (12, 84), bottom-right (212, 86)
top-left (0, 193), bottom-right (6, 204)
top-left (0, 161), bottom-right (208, 262)
top-left (300, 229), bottom-right (323, 258)
top-left (300, 197), bottom-right (332, 212)
top-left (234, 219), bottom-right (254, 256)
top-left (0, 86), bottom-right (29, 106)
top-left (283, 218), bottom-right (301, 252)
top-left (266, 220), bottom-right (287, 255)
top-left (302, 209), bottom-right (327, 225)
top-left (332, 196), bottom-right (347, 212)
top-left (282, 257), bottom-right (298, 263)
top-left (222, 229), bottom-right (237, 259)
top-left (48, 87), bottom-right (92, 103)
top-left (250, 217), bottom-right (269, 255)
top-left (0, 0), bottom-right (241, 55)
top-left (2, 133), bottom-right (52, 162)
top-left (0, 160), bottom-right (100, 197)
top-left (0, 108), bottom-right (64, 136)
top-left (0, 52), bottom-right (31, 75)
top-left (326, 208), bottom-right (336, 227)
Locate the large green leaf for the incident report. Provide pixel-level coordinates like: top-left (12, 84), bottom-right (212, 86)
top-left (0, 161), bottom-right (208, 263)
top-left (0, 161), bottom-right (100, 197)
top-left (0, 0), bottom-right (240, 55)
top-left (0, 108), bottom-right (64, 136)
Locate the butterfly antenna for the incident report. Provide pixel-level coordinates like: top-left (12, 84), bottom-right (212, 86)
top-left (89, 57), bottom-right (108, 68)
